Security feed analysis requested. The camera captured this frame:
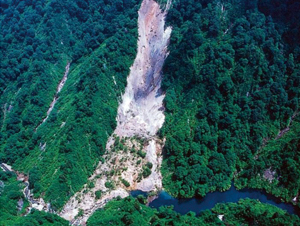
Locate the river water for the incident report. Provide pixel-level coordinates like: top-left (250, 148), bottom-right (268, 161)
top-left (131, 184), bottom-right (300, 216)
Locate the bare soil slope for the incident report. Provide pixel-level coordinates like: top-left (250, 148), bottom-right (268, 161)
top-left (60, 0), bottom-right (171, 224)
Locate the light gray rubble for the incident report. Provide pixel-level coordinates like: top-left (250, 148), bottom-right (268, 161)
top-left (60, 0), bottom-right (172, 224)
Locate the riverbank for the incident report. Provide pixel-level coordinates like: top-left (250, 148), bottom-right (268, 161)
top-left (132, 184), bottom-right (300, 216)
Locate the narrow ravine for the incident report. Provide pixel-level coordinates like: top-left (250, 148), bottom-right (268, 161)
top-left (1, 103), bottom-right (7, 131)
top-left (275, 111), bottom-right (298, 140)
top-left (60, 0), bottom-right (172, 225)
top-left (35, 62), bottom-right (70, 131)
top-left (0, 163), bottom-right (53, 214)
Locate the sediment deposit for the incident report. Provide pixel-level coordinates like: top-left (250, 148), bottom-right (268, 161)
top-left (60, 1), bottom-right (171, 224)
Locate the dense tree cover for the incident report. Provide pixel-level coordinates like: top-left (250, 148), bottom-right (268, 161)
top-left (0, 0), bottom-right (139, 209)
top-left (0, 170), bottom-right (68, 225)
top-left (0, 170), bottom-right (26, 223)
top-left (258, 0), bottom-right (300, 49)
top-left (87, 196), bottom-right (300, 226)
top-left (87, 196), bottom-right (221, 226)
top-left (235, 116), bottom-right (300, 204)
top-left (213, 198), bottom-right (300, 226)
top-left (1, 0), bottom-right (300, 223)
top-left (160, 0), bottom-right (300, 204)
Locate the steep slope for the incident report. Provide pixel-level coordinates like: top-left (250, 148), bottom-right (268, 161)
top-left (60, 0), bottom-right (172, 224)
top-left (35, 62), bottom-right (71, 131)
top-left (1, 0), bottom-right (300, 225)
top-left (115, 0), bottom-right (171, 138)
top-left (0, 0), bottom-right (139, 210)
top-left (158, 0), bottom-right (300, 206)
top-left (0, 168), bottom-right (68, 225)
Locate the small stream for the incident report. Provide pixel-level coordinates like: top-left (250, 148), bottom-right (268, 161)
top-left (0, 163), bottom-right (52, 214)
top-left (131, 184), bottom-right (300, 216)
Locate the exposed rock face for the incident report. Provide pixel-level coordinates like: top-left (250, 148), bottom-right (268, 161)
top-left (136, 139), bottom-right (164, 191)
top-left (60, 0), bottom-right (171, 224)
top-left (263, 168), bottom-right (276, 182)
top-left (115, 0), bottom-right (171, 138)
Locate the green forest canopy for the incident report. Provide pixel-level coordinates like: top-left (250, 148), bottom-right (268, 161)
top-left (0, 170), bottom-right (68, 225)
top-left (0, 0), bottom-right (139, 209)
top-left (87, 196), bottom-right (300, 226)
top-left (0, 0), bottom-right (300, 224)
top-left (160, 0), bottom-right (300, 207)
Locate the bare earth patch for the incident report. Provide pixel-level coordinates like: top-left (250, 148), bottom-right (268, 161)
top-left (61, 137), bottom-right (164, 225)
top-left (60, 0), bottom-right (172, 224)
top-left (263, 168), bottom-right (276, 182)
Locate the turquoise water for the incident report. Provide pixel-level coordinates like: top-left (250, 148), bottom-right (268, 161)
top-left (131, 185), bottom-right (300, 216)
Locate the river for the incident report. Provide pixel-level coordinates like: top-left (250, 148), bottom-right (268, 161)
top-left (131, 184), bottom-right (300, 216)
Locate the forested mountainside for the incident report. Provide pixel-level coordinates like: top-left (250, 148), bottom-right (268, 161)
top-left (161, 0), bottom-right (300, 203)
top-left (0, 0), bottom-right (300, 225)
top-left (0, 170), bottom-right (68, 225)
top-left (0, 0), bottom-right (139, 210)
